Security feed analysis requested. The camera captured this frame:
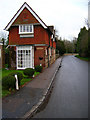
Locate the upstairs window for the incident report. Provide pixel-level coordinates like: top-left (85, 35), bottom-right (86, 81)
top-left (19, 24), bottom-right (34, 34)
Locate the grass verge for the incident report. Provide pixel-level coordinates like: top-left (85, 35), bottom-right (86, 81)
top-left (2, 69), bottom-right (40, 97)
top-left (75, 55), bottom-right (90, 61)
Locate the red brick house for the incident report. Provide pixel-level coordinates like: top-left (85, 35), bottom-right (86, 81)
top-left (5, 2), bottom-right (56, 69)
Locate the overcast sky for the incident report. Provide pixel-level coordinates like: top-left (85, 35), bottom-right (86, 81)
top-left (0, 0), bottom-right (88, 40)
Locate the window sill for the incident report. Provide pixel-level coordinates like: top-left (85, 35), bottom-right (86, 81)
top-left (19, 32), bottom-right (34, 34)
top-left (20, 34), bottom-right (34, 38)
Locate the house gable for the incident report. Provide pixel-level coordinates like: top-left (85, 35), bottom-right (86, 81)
top-left (12, 8), bottom-right (39, 25)
top-left (5, 2), bottom-right (47, 31)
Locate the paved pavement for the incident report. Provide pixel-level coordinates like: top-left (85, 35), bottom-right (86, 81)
top-left (34, 55), bottom-right (88, 118)
top-left (2, 57), bottom-right (62, 119)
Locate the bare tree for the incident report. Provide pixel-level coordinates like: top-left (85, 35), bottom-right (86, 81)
top-left (85, 19), bottom-right (90, 29)
top-left (0, 31), bottom-right (8, 39)
top-left (0, 31), bottom-right (8, 45)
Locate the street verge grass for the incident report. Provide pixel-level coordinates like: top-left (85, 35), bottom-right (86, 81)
top-left (2, 69), bottom-right (40, 97)
top-left (75, 55), bottom-right (90, 61)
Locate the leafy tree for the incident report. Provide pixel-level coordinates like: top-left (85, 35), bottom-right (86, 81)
top-left (64, 40), bottom-right (73, 53)
top-left (72, 38), bottom-right (77, 53)
top-left (77, 27), bottom-right (88, 57)
top-left (0, 31), bottom-right (9, 68)
top-left (56, 38), bottom-right (66, 55)
top-left (63, 38), bottom-right (77, 53)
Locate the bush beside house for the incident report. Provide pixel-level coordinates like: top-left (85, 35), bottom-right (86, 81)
top-left (23, 68), bottom-right (35, 77)
top-left (9, 72), bottom-right (23, 86)
top-left (35, 65), bottom-right (43, 72)
top-left (2, 75), bottom-right (16, 90)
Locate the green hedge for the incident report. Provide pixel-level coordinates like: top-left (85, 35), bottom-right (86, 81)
top-left (35, 65), bottom-right (43, 72)
top-left (23, 68), bottom-right (35, 77)
top-left (9, 72), bottom-right (23, 86)
top-left (2, 72), bottom-right (23, 90)
top-left (2, 75), bottom-right (16, 90)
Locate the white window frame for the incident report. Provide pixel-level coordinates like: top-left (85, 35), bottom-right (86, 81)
top-left (19, 24), bottom-right (34, 34)
top-left (16, 46), bottom-right (33, 69)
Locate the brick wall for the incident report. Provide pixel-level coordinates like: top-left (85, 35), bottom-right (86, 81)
top-left (9, 25), bottom-right (50, 46)
top-left (34, 46), bottom-right (46, 67)
top-left (44, 47), bottom-right (56, 68)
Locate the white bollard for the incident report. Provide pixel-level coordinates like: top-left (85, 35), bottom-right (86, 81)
top-left (15, 74), bottom-right (19, 90)
top-left (40, 64), bottom-right (42, 66)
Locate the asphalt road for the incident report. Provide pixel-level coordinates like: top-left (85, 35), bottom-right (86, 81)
top-left (34, 55), bottom-right (88, 118)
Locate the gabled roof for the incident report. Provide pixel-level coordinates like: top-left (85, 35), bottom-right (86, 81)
top-left (4, 2), bottom-right (48, 31)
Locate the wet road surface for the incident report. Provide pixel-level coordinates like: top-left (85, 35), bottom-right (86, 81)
top-left (34, 55), bottom-right (88, 118)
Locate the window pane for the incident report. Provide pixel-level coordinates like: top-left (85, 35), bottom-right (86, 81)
top-left (26, 50), bottom-right (28, 55)
top-left (30, 25), bottom-right (32, 32)
top-left (23, 25), bottom-right (25, 32)
top-left (25, 25), bottom-right (27, 32)
top-left (20, 26), bottom-right (22, 32)
top-left (27, 26), bottom-right (29, 32)
top-left (29, 50), bottom-right (31, 53)
top-left (18, 50), bottom-right (20, 53)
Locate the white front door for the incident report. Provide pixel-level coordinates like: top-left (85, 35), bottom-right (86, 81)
top-left (16, 46), bottom-right (34, 69)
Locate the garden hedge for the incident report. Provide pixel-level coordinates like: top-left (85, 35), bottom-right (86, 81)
top-left (35, 65), bottom-right (43, 72)
top-left (9, 72), bottom-right (23, 86)
top-left (2, 75), bottom-right (16, 90)
top-left (23, 68), bottom-right (35, 77)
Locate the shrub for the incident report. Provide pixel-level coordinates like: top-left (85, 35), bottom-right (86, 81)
top-left (2, 75), bottom-right (16, 90)
top-left (9, 72), bottom-right (23, 86)
top-left (35, 65), bottom-right (43, 72)
top-left (23, 68), bottom-right (35, 77)
top-left (5, 64), bottom-right (8, 68)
